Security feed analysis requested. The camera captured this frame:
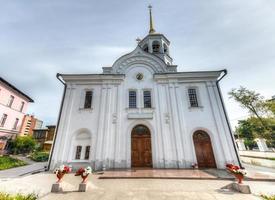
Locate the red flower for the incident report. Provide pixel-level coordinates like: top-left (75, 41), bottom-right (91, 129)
top-left (75, 168), bottom-right (85, 176)
top-left (226, 164), bottom-right (233, 168)
top-left (63, 166), bottom-right (71, 173)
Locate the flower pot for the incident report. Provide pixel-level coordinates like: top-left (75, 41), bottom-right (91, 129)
top-left (234, 173), bottom-right (244, 184)
top-left (81, 175), bottom-right (89, 183)
top-left (56, 172), bottom-right (65, 183)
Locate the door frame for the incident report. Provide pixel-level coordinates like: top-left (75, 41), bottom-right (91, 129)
top-left (193, 130), bottom-right (217, 168)
top-left (131, 124), bottom-right (152, 168)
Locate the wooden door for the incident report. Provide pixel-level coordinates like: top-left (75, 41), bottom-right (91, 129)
top-left (193, 131), bottom-right (216, 168)
top-left (131, 125), bottom-right (152, 168)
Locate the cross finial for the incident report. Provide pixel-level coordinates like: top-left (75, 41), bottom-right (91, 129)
top-left (148, 5), bottom-right (155, 34)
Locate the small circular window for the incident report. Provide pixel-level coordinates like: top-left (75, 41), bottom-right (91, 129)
top-left (136, 73), bottom-right (144, 80)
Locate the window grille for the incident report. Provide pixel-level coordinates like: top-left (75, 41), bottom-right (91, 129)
top-left (84, 91), bottom-right (93, 109)
top-left (129, 91), bottom-right (137, 108)
top-left (85, 146), bottom-right (90, 160)
top-left (13, 118), bottom-right (19, 130)
top-left (143, 91), bottom-right (152, 108)
top-left (75, 146), bottom-right (82, 160)
top-left (188, 88), bottom-right (199, 107)
top-left (0, 114), bottom-right (8, 127)
top-left (7, 95), bottom-right (14, 107)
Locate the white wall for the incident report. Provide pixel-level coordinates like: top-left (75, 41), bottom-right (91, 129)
top-left (49, 49), bottom-right (239, 170)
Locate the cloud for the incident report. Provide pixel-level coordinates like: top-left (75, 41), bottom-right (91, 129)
top-left (0, 0), bottom-right (274, 127)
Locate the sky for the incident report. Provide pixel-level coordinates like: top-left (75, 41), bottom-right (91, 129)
top-left (0, 0), bottom-right (274, 129)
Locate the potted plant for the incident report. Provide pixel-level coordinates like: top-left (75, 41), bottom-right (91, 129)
top-left (53, 165), bottom-right (71, 183)
top-left (75, 166), bottom-right (92, 183)
top-left (226, 164), bottom-right (246, 184)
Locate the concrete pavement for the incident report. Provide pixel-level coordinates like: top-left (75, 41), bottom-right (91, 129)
top-left (0, 156), bottom-right (47, 178)
top-left (1, 173), bottom-right (274, 200)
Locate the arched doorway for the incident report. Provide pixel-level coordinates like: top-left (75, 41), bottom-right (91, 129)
top-left (193, 130), bottom-right (216, 168)
top-left (131, 125), bottom-right (152, 168)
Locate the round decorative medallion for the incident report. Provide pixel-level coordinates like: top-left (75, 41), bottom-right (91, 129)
top-left (136, 73), bottom-right (144, 80)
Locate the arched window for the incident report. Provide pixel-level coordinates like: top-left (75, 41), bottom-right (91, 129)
top-left (152, 41), bottom-right (160, 53)
top-left (72, 131), bottom-right (91, 161)
top-left (163, 43), bottom-right (169, 54)
top-left (143, 44), bottom-right (148, 52)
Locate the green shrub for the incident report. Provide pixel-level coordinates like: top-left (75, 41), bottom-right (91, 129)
top-left (261, 195), bottom-right (275, 200)
top-left (0, 156), bottom-right (27, 170)
top-left (0, 192), bottom-right (37, 200)
top-left (9, 136), bottom-right (37, 154)
top-left (30, 151), bottom-right (49, 162)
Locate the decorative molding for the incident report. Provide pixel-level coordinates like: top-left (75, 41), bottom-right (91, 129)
top-left (127, 113), bottom-right (153, 119)
top-left (111, 46), bottom-right (169, 74)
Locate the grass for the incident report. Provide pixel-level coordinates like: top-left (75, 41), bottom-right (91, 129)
top-left (0, 192), bottom-right (37, 200)
top-left (261, 195), bottom-right (275, 200)
top-left (0, 156), bottom-right (27, 170)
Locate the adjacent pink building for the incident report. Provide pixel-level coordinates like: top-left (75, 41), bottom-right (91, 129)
top-left (0, 77), bottom-right (34, 151)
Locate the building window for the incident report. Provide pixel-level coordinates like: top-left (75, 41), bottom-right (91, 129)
top-left (164, 43), bottom-right (169, 54)
top-left (75, 146), bottom-right (82, 160)
top-left (129, 91), bottom-right (137, 108)
top-left (0, 114), bottom-right (8, 127)
top-left (143, 90), bottom-right (152, 108)
top-left (84, 91), bottom-right (93, 109)
top-left (188, 88), bottom-right (199, 107)
top-left (13, 118), bottom-right (19, 130)
top-left (85, 146), bottom-right (90, 160)
top-left (7, 95), bottom-right (14, 107)
top-left (143, 44), bottom-right (148, 52)
top-left (20, 102), bottom-right (25, 112)
top-left (152, 41), bottom-right (160, 53)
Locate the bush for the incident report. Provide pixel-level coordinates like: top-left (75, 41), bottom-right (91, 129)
top-left (261, 195), bottom-right (275, 200)
top-left (30, 151), bottom-right (49, 162)
top-left (0, 192), bottom-right (37, 200)
top-left (0, 156), bottom-right (27, 170)
top-left (10, 136), bottom-right (36, 154)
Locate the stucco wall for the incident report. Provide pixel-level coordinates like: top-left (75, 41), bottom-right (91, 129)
top-left (50, 65), bottom-right (239, 170)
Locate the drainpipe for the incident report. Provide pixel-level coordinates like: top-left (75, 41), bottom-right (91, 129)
top-left (216, 69), bottom-right (242, 168)
top-left (47, 73), bottom-right (67, 171)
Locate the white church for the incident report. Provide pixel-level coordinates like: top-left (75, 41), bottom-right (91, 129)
top-left (48, 6), bottom-right (240, 170)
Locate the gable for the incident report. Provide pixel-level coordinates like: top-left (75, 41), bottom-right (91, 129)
top-left (103, 46), bottom-right (173, 74)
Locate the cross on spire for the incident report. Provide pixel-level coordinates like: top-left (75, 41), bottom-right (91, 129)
top-left (148, 5), bottom-right (156, 34)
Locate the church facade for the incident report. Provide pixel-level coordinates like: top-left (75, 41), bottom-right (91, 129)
top-left (48, 7), bottom-right (240, 170)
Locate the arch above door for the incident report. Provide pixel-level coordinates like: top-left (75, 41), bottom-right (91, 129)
top-left (193, 130), bottom-right (216, 168)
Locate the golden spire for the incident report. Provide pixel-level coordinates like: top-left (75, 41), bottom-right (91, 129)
top-left (148, 5), bottom-right (156, 34)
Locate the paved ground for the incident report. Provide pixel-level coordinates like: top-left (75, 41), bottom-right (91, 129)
top-left (243, 163), bottom-right (275, 174)
top-left (0, 156), bottom-right (47, 178)
top-left (0, 163), bottom-right (274, 199)
top-left (0, 173), bottom-right (274, 200)
top-left (99, 168), bottom-right (234, 179)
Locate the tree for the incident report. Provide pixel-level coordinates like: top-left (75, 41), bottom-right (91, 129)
top-left (10, 136), bottom-right (37, 154)
top-left (265, 100), bottom-right (275, 116)
top-left (235, 117), bottom-right (275, 148)
top-left (229, 86), bottom-right (268, 128)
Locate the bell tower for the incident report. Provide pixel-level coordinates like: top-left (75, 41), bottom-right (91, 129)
top-left (138, 5), bottom-right (173, 65)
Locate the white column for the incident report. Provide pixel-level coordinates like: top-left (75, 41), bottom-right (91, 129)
top-left (94, 85), bottom-right (107, 170)
top-left (102, 84), bottom-right (112, 169)
top-left (174, 84), bottom-right (189, 167)
top-left (50, 85), bottom-right (74, 168)
top-left (205, 82), bottom-right (229, 168)
top-left (114, 84), bottom-right (123, 167)
top-left (165, 82), bottom-right (182, 168)
top-left (153, 83), bottom-right (164, 168)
